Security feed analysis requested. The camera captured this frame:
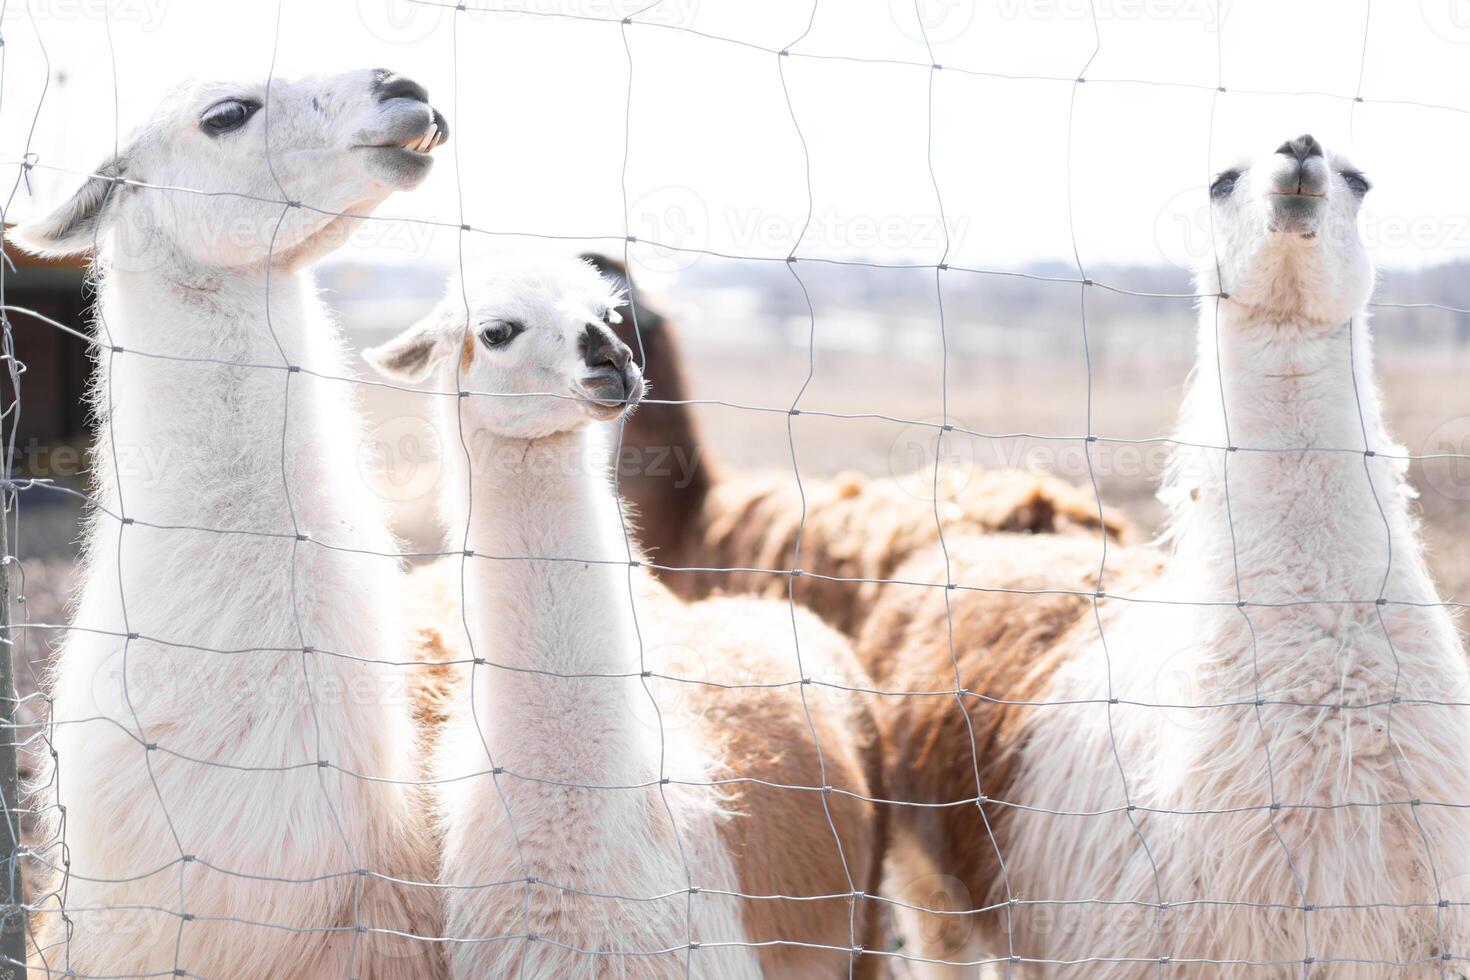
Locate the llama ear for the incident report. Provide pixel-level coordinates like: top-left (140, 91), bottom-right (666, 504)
top-left (363, 311), bottom-right (461, 384)
top-left (8, 158), bottom-right (127, 258)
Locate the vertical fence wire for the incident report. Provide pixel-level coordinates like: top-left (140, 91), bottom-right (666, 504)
top-left (617, 7), bottom-right (702, 976)
top-left (0, 0), bottom-right (1465, 976)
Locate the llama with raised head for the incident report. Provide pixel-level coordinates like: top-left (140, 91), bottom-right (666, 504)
top-left (864, 135), bottom-right (1470, 976)
top-left (367, 255), bottom-right (885, 979)
top-left (11, 70), bottom-right (449, 978)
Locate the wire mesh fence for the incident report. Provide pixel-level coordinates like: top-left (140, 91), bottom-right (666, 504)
top-left (0, 0), bottom-right (1468, 977)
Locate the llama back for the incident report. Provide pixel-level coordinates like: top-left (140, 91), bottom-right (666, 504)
top-left (668, 467), bottom-right (1131, 637)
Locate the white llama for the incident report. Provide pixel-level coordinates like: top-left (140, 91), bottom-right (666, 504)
top-left (366, 255), bottom-right (886, 979)
top-left (869, 134), bottom-right (1470, 978)
top-left (11, 70), bottom-right (450, 978)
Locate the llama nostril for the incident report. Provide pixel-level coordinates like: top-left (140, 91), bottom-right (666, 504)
top-left (373, 71), bottom-right (430, 105)
top-left (1275, 134), bottom-right (1324, 161)
top-left (581, 324), bottom-right (631, 372)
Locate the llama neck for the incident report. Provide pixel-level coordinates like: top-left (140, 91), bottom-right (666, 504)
top-left (91, 258), bottom-right (372, 541)
top-left (1164, 305), bottom-right (1426, 602)
top-left (103, 259), bottom-right (333, 366)
top-left (455, 423), bottom-right (659, 785)
top-left (460, 424), bottom-right (641, 679)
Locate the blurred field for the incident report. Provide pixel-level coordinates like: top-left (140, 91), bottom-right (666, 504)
top-left (673, 343), bottom-right (1470, 607)
top-left (17, 336), bottom-right (1465, 649)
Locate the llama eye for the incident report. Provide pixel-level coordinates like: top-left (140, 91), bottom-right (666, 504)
top-left (201, 99), bottom-right (261, 136)
top-left (1210, 170), bottom-right (1239, 200)
top-left (1341, 171), bottom-right (1371, 195)
top-left (478, 320), bottom-right (523, 349)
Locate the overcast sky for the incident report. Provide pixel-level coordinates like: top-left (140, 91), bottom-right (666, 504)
top-left (4, 0), bottom-right (1470, 278)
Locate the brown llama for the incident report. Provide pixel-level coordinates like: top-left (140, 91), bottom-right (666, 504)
top-left (584, 254), bottom-right (1135, 638)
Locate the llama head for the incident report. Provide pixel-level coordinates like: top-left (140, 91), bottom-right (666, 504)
top-left (366, 255), bottom-right (645, 440)
top-left (1199, 133), bottom-right (1374, 327)
top-left (9, 68), bottom-right (448, 271)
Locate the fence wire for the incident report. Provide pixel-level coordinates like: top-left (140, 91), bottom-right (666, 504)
top-left (0, 0), bottom-right (1465, 978)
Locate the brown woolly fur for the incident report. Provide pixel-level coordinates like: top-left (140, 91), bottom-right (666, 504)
top-left (403, 560), bottom-right (470, 760)
top-left (405, 561), bottom-right (888, 978)
top-left (583, 254), bottom-right (1136, 640)
top-left (668, 593), bottom-right (888, 979)
top-left (668, 468), bottom-right (1133, 638)
top-left (460, 328), bottom-right (475, 374)
top-left (856, 533), bottom-right (1165, 964)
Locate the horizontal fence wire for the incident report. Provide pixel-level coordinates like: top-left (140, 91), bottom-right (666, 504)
top-left (0, 0), bottom-right (1464, 976)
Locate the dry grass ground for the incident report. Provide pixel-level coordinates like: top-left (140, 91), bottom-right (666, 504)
top-left (674, 344), bottom-right (1470, 609)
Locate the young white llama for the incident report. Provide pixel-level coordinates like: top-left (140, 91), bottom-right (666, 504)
top-left (11, 70), bottom-right (450, 978)
top-left (366, 256), bottom-right (886, 979)
top-left (867, 134), bottom-right (1470, 977)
